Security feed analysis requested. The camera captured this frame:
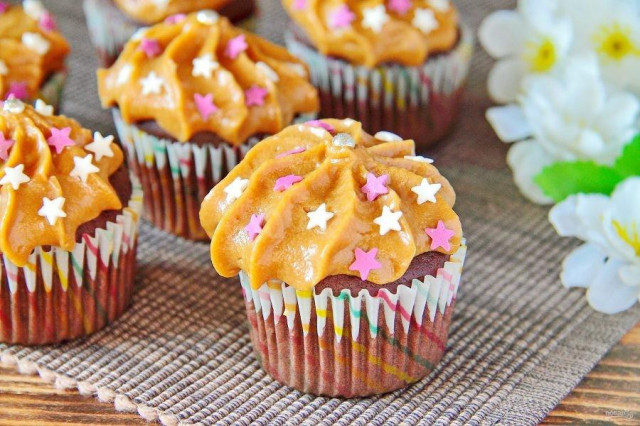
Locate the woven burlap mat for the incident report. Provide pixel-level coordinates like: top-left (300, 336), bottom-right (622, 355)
top-left (1, 1), bottom-right (639, 425)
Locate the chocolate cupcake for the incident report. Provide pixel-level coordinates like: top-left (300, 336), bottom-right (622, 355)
top-left (0, 1), bottom-right (70, 111)
top-left (282, 0), bottom-right (474, 148)
top-left (83, 0), bottom-right (256, 65)
top-left (200, 119), bottom-right (466, 397)
top-left (98, 12), bottom-right (319, 240)
top-left (0, 99), bottom-right (142, 345)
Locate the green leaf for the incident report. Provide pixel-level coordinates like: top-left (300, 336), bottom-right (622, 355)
top-left (534, 162), bottom-right (623, 202)
top-left (613, 134), bottom-right (640, 178)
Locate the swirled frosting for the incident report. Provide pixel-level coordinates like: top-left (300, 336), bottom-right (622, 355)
top-left (97, 12), bottom-right (320, 145)
top-left (283, 0), bottom-right (459, 67)
top-left (0, 100), bottom-right (124, 266)
top-left (0, 1), bottom-right (70, 100)
top-left (113, 0), bottom-right (235, 24)
top-left (200, 118), bottom-right (462, 290)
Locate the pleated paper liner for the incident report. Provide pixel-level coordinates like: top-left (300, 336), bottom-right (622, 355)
top-left (0, 179), bottom-right (143, 345)
top-left (285, 23), bottom-right (474, 149)
top-left (240, 241), bottom-right (466, 397)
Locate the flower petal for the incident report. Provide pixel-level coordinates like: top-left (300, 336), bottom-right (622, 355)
top-left (586, 258), bottom-right (639, 314)
top-left (549, 196), bottom-right (581, 236)
top-left (485, 105), bottom-right (532, 143)
top-left (488, 58), bottom-right (527, 104)
top-left (478, 10), bottom-right (525, 58)
top-left (506, 140), bottom-right (554, 204)
top-left (561, 243), bottom-right (607, 288)
top-left (620, 265), bottom-right (640, 287)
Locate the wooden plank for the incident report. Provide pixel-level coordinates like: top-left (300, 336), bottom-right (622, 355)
top-left (0, 324), bottom-right (638, 424)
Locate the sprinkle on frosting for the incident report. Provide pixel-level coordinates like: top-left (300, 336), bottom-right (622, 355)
top-left (21, 31), bottom-right (50, 54)
top-left (283, 0), bottom-right (458, 67)
top-left (199, 118), bottom-right (461, 290)
top-left (98, 13), bottom-right (319, 145)
top-left (34, 99), bottom-right (53, 116)
top-left (47, 126), bottom-right (74, 154)
top-left (276, 146), bottom-right (306, 159)
top-left (113, 0), bottom-right (233, 24)
top-left (86, 132), bottom-right (115, 161)
top-left (0, 164), bottom-right (29, 189)
top-left (411, 177), bottom-right (441, 204)
top-left (38, 196), bottom-right (66, 225)
top-left (6, 83), bottom-right (28, 100)
top-left (404, 155), bottom-right (433, 163)
top-left (3, 98), bottom-right (25, 114)
top-left (425, 219), bottom-right (454, 251)
top-left (70, 154), bottom-right (100, 183)
top-left (375, 131), bottom-right (402, 142)
top-left (139, 37), bottom-right (162, 57)
top-left (0, 132), bottom-right (13, 160)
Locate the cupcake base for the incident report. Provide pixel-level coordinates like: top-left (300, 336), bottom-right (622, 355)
top-left (0, 180), bottom-right (142, 345)
top-left (285, 24), bottom-right (474, 149)
top-left (240, 242), bottom-right (466, 397)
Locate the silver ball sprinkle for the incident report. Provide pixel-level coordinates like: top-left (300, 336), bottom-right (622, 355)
top-left (374, 131), bottom-right (402, 142)
top-left (3, 98), bottom-right (25, 114)
top-left (332, 132), bottom-right (356, 148)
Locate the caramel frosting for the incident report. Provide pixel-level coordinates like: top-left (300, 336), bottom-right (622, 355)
top-left (0, 1), bottom-right (70, 100)
top-left (97, 12), bottom-right (320, 146)
top-left (113, 0), bottom-right (236, 24)
top-left (283, 0), bottom-right (459, 67)
top-left (200, 118), bottom-right (462, 291)
top-left (0, 99), bottom-right (124, 267)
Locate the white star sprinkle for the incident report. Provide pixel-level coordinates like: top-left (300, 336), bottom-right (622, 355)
top-left (428, 0), bottom-right (451, 12)
top-left (412, 8), bottom-right (439, 34)
top-left (23, 0), bottom-right (47, 20)
top-left (38, 196), bottom-right (66, 225)
top-left (22, 32), bottom-right (51, 55)
top-left (85, 132), bottom-right (115, 161)
top-left (404, 155), bottom-right (434, 164)
top-left (0, 164), bottom-right (30, 190)
top-left (70, 154), bottom-right (100, 183)
top-left (411, 178), bottom-right (441, 204)
top-left (140, 71), bottom-right (164, 95)
top-left (35, 99), bottom-right (53, 116)
top-left (307, 203), bottom-right (334, 231)
top-left (197, 10), bottom-right (219, 24)
top-left (192, 53), bottom-right (219, 79)
top-left (223, 177), bottom-right (249, 203)
top-left (151, 0), bottom-right (169, 9)
top-left (117, 64), bottom-right (133, 85)
top-left (362, 5), bottom-right (389, 33)
top-left (373, 205), bottom-right (403, 236)
top-left (3, 99), bottom-right (25, 114)
top-left (256, 62), bottom-right (279, 82)
top-left (0, 60), bottom-right (8, 76)
top-left (374, 131), bottom-right (402, 142)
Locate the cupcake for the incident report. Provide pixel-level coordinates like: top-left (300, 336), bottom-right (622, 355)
top-left (200, 119), bottom-right (466, 397)
top-left (0, 0), bottom-right (70, 111)
top-left (98, 12), bottom-right (319, 240)
top-left (84, 0), bottom-right (256, 65)
top-left (0, 99), bottom-right (142, 345)
top-left (282, 0), bottom-right (474, 148)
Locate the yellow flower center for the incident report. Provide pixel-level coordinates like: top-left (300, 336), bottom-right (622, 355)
top-left (613, 220), bottom-right (640, 256)
top-left (594, 23), bottom-right (639, 61)
top-left (524, 38), bottom-right (557, 73)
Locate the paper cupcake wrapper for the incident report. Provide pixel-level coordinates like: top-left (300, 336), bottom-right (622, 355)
top-left (285, 23), bottom-right (474, 148)
top-left (240, 240), bottom-right (466, 397)
top-left (113, 109), bottom-right (274, 240)
top-left (0, 178), bottom-right (143, 345)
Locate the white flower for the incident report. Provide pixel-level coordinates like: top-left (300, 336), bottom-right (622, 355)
top-left (549, 177), bottom-right (640, 314)
top-left (560, 0), bottom-right (640, 93)
top-left (478, 0), bottom-right (572, 103)
top-left (487, 57), bottom-right (640, 204)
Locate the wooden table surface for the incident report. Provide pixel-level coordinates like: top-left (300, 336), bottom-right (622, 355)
top-left (1, 324), bottom-right (638, 425)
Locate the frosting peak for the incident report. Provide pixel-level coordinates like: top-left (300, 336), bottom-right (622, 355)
top-left (200, 119), bottom-right (462, 290)
top-left (98, 12), bottom-right (319, 145)
top-left (0, 101), bottom-right (124, 266)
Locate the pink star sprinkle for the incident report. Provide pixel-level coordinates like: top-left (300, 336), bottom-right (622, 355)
top-left (425, 220), bottom-right (455, 251)
top-left (194, 93), bottom-right (218, 120)
top-left (0, 2), bottom-right (9, 13)
top-left (361, 172), bottom-right (389, 201)
top-left (274, 174), bottom-right (303, 191)
top-left (139, 38), bottom-right (161, 58)
top-left (165, 13), bottom-right (186, 24)
top-left (225, 34), bottom-right (248, 59)
top-left (5, 82), bottom-right (28, 100)
top-left (244, 85), bottom-right (268, 107)
top-left (293, 0), bottom-right (306, 10)
top-left (329, 4), bottom-right (355, 28)
top-left (388, 0), bottom-right (412, 14)
top-left (39, 12), bottom-right (57, 31)
top-left (305, 119), bottom-right (335, 134)
top-left (0, 133), bottom-right (14, 161)
top-left (47, 127), bottom-right (74, 154)
top-left (245, 213), bottom-right (265, 241)
top-left (349, 247), bottom-right (382, 281)
top-left (276, 147), bottom-right (306, 159)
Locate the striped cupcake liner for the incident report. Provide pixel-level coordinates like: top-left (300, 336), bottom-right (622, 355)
top-left (0, 178), bottom-right (143, 345)
top-left (285, 23), bottom-right (474, 148)
top-left (240, 241), bottom-right (466, 397)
